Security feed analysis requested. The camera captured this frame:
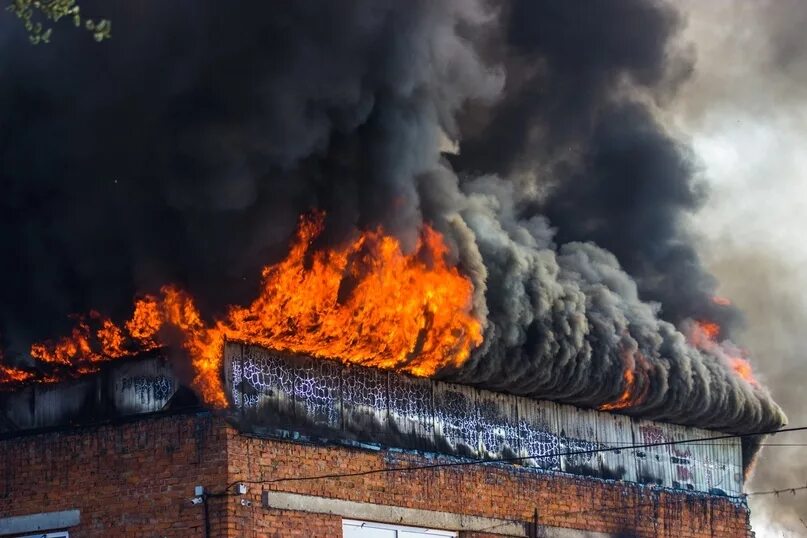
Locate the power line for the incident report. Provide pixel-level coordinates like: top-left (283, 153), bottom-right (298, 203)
top-left (746, 484), bottom-right (807, 497)
top-left (226, 425), bottom-right (807, 493)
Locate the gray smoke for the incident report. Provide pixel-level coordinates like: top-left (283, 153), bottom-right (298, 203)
top-left (0, 0), bottom-right (784, 441)
top-left (706, 253), bottom-right (807, 535)
top-left (669, 0), bottom-right (807, 532)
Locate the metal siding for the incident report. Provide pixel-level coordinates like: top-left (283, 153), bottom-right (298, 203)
top-left (667, 423), bottom-right (701, 492)
top-left (632, 419), bottom-right (670, 488)
top-left (341, 364), bottom-right (390, 440)
top-left (517, 398), bottom-right (561, 470)
top-left (388, 372), bottom-right (434, 446)
top-left (595, 412), bottom-right (636, 483)
top-left (477, 389), bottom-right (520, 459)
top-left (556, 405), bottom-right (602, 477)
top-left (727, 436), bottom-right (744, 496)
top-left (433, 381), bottom-right (479, 457)
top-left (223, 343), bottom-right (743, 495)
top-left (700, 433), bottom-right (740, 497)
top-left (292, 356), bottom-right (342, 430)
top-left (109, 358), bottom-right (177, 414)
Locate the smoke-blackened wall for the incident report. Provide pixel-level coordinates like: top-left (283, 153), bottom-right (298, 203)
top-left (0, 1), bottom-right (784, 434)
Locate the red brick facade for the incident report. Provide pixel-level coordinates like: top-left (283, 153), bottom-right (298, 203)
top-left (0, 412), bottom-right (753, 537)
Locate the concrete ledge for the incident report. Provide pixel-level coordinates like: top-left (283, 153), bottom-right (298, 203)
top-left (0, 509), bottom-right (80, 536)
top-left (262, 490), bottom-right (608, 537)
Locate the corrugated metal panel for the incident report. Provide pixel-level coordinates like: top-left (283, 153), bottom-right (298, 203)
top-left (225, 342), bottom-right (744, 495)
top-left (673, 425), bottom-right (698, 492)
top-left (433, 381), bottom-right (479, 456)
top-left (477, 389), bottom-right (520, 459)
top-left (341, 364), bottom-right (390, 439)
top-left (388, 373), bottom-right (434, 446)
top-left (292, 356), bottom-right (342, 429)
top-left (517, 398), bottom-right (561, 470)
top-left (726, 436), bottom-right (744, 496)
top-left (556, 405), bottom-right (601, 477)
top-left (632, 419), bottom-right (671, 488)
top-left (688, 430), bottom-right (741, 497)
top-left (110, 357), bottom-right (176, 414)
top-left (240, 345), bottom-right (297, 418)
top-left (596, 412), bottom-right (636, 483)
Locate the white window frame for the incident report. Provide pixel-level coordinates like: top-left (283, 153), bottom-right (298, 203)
top-left (343, 519), bottom-right (457, 537)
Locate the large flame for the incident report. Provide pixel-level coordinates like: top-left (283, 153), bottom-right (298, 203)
top-left (0, 213), bottom-right (483, 405)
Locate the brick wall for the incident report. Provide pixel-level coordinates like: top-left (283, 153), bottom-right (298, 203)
top-left (0, 412), bottom-right (752, 537)
top-left (227, 430), bottom-right (752, 538)
top-left (1, 412), bottom-right (229, 537)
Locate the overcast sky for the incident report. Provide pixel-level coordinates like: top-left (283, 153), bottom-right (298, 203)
top-left (671, 2), bottom-right (807, 535)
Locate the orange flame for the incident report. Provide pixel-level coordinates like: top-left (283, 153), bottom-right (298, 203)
top-left (0, 364), bottom-right (34, 384)
top-left (598, 349), bottom-right (649, 412)
top-left (688, 320), bottom-right (759, 387)
top-left (599, 368), bottom-right (636, 412)
top-left (689, 320), bottom-right (720, 348)
top-left (13, 213), bottom-right (484, 406)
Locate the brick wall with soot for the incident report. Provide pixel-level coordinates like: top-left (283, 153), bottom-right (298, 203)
top-left (0, 413), bottom-right (752, 537)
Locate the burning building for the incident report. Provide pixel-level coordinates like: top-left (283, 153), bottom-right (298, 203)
top-left (0, 215), bottom-right (781, 536)
top-left (0, 341), bottom-right (759, 537)
top-left (0, 0), bottom-right (788, 536)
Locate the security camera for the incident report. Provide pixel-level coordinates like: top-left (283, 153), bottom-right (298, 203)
top-left (191, 496), bottom-right (204, 505)
top-left (240, 499), bottom-right (252, 507)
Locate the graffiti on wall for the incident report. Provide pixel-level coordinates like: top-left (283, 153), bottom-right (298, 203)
top-left (225, 342), bottom-right (743, 496)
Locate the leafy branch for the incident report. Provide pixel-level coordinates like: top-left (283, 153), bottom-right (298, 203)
top-left (7, 0), bottom-right (110, 44)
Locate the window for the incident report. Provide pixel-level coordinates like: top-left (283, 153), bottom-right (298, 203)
top-left (18, 533), bottom-right (70, 538)
top-left (342, 520), bottom-right (456, 538)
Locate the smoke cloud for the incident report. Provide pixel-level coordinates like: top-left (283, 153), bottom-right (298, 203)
top-left (0, 0), bottom-right (784, 438)
top-left (668, 0), bottom-right (807, 532)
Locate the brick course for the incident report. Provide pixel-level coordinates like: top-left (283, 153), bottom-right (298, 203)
top-left (0, 412), bottom-right (752, 537)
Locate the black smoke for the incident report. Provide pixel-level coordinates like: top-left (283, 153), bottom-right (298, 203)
top-left (0, 0), bottom-right (784, 435)
top-left (452, 0), bottom-right (739, 333)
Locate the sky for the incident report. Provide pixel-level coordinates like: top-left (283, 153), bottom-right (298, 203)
top-left (672, 1), bottom-right (807, 535)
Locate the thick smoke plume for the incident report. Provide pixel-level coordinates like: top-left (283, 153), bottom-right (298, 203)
top-left (0, 1), bottom-right (784, 435)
